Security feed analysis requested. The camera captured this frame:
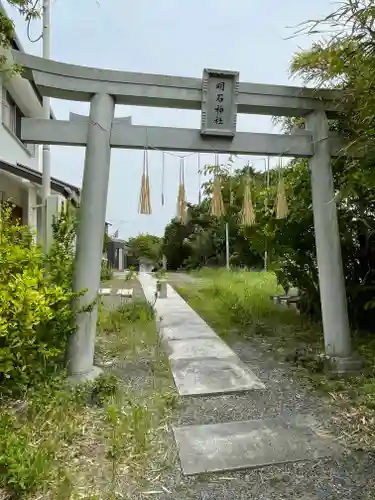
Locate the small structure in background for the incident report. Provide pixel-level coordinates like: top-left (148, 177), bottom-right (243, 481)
top-left (105, 237), bottom-right (132, 271)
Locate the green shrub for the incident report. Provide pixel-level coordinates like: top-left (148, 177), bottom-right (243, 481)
top-left (116, 300), bottom-right (155, 323)
top-left (0, 204), bottom-right (77, 396)
top-left (90, 373), bottom-right (120, 406)
top-left (46, 200), bottom-right (77, 289)
top-left (100, 258), bottom-right (113, 281)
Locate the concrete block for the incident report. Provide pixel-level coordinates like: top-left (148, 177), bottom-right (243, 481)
top-left (174, 414), bottom-right (341, 475)
top-left (171, 356), bottom-right (265, 396)
top-left (117, 288), bottom-right (133, 297)
top-left (330, 355), bottom-right (363, 374)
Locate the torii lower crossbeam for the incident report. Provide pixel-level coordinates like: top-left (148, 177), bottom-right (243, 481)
top-left (21, 117), bottom-right (343, 157)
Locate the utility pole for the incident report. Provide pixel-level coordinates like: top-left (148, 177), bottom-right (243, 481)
top-left (264, 156), bottom-right (270, 272)
top-left (42, 0), bottom-right (51, 252)
top-left (225, 155), bottom-right (232, 271)
top-left (225, 222), bottom-right (230, 271)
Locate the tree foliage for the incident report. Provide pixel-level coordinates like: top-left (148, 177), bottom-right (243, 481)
top-left (0, 1), bottom-right (39, 49)
top-left (163, 165), bottom-right (271, 271)
top-left (126, 234), bottom-right (163, 265)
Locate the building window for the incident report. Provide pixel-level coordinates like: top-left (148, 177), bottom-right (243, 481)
top-left (2, 88), bottom-right (36, 157)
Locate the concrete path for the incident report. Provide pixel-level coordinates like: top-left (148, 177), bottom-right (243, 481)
top-left (138, 272), bottom-right (341, 478)
top-left (138, 272), bottom-right (265, 396)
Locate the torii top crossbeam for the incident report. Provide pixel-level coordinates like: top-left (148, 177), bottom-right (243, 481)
top-left (13, 50), bottom-right (346, 158)
top-left (13, 50), bottom-right (343, 118)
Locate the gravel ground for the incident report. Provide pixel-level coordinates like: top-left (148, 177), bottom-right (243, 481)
top-left (141, 334), bottom-right (375, 500)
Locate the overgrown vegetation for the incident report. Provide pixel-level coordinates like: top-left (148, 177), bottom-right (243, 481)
top-left (0, 205), bottom-right (177, 498)
top-left (1, 286), bottom-right (177, 498)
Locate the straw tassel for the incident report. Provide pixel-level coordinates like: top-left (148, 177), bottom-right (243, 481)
top-left (138, 148), bottom-right (152, 214)
top-left (177, 157), bottom-right (187, 224)
top-left (240, 171), bottom-right (256, 227)
top-left (211, 154), bottom-right (225, 217)
top-left (275, 164), bottom-right (288, 219)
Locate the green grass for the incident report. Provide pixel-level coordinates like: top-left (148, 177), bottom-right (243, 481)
top-left (179, 268), bottom-right (321, 347)
top-left (175, 268), bottom-right (375, 450)
top-left (0, 284), bottom-right (178, 499)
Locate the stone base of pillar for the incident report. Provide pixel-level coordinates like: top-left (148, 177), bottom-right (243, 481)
top-left (329, 355), bottom-right (363, 375)
top-left (66, 365), bottom-right (103, 386)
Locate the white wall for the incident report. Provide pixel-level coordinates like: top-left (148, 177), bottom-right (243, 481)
top-left (0, 170), bottom-right (39, 231)
top-left (0, 170), bottom-right (23, 206)
top-left (0, 76), bottom-right (42, 171)
top-left (0, 82), bottom-right (41, 171)
top-left (21, 181), bottom-right (38, 231)
top-left (0, 63), bottom-right (70, 238)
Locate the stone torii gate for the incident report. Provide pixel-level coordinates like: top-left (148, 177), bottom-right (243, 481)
top-left (13, 50), bottom-right (356, 380)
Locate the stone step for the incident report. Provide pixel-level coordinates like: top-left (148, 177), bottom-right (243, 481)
top-left (171, 356), bottom-right (265, 396)
top-left (173, 414), bottom-right (341, 475)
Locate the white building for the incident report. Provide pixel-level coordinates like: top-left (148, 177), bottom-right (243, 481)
top-left (0, 6), bottom-right (80, 241)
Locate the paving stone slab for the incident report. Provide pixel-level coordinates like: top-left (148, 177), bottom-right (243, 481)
top-left (157, 305), bottom-right (210, 319)
top-left (168, 338), bottom-right (235, 360)
top-left (160, 325), bottom-right (217, 341)
top-left (156, 302), bottom-right (196, 313)
top-left (160, 316), bottom-right (209, 328)
top-left (157, 312), bottom-right (212, 330)
top-left (171, 356), bottom-right (265, 396)
top-left (173, 415), bottom-right (341, 475)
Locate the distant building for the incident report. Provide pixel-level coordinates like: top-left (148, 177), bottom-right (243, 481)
top-left (106, 238), bottom-right (132, 270)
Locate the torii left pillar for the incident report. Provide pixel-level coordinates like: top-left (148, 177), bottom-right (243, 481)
top-left (66, 93), bottom-right (115, 382)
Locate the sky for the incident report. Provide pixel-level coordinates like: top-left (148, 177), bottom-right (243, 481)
top-left (7, 0), bottom-right (335, 239)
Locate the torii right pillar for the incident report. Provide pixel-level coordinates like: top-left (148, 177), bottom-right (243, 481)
top-left (306, 110), bottom-right (361, 373)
